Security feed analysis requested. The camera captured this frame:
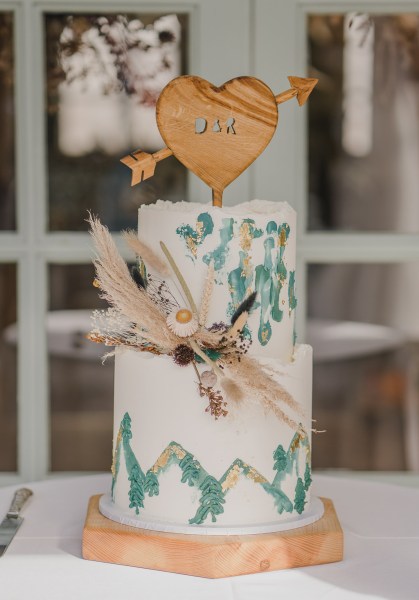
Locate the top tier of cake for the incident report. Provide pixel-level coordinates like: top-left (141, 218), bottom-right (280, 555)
top-left (138, 199), bottom-right (296, 361)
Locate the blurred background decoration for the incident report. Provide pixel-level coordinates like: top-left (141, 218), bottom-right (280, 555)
top-left (0, 13), bottom-right (15, 231)
top-left (45, 13), bottom-right (189, 231)
top-left (308, 13), bottom-right (419, 472)
top-left (1, 5), bottom-right (419, 481)
top-left (55, 14), bottom-right (181, 155)
top-left (308, 13), bottom-right (419, 233)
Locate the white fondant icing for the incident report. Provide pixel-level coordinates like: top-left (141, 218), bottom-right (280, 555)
top-left (112, 344), bottom-right (312, 529)
top-left (100, 494), bottom-right (325, 535)
top-left (138, 199), bottom-right (297, 361)
top-left (103, 198), bottom-right (313, 535)
top-left (144, 199), bottom-right (295, 216)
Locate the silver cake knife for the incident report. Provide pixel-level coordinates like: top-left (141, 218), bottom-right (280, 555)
top-left (0, 488), bottom-right (33, 556)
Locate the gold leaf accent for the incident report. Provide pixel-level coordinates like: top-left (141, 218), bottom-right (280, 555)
top-left (172, 445), bottom-right (187, 460)
top-left (152, 447), bottom-right (172, 472)
top-left (151, 443), bottom-right (186, 473)
top-left (221, 463), bottom-right (241, 492)
top-left (111, 429), bottom-right (122, 477)
top-left (239, 222), bottom-right (253, 251)
top-left (279, 227), bottom-right (287, 247)
top-left (246, 466), bottom-right (268, 484)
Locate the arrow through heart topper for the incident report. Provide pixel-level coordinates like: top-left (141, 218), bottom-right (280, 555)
top-left (121, 75), bottom-right (318, 207)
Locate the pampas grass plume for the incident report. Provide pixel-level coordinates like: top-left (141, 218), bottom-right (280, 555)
top-left (123, 230), bottom-right (171, 277)
top-left (221, 378), bottom-right (244, 403)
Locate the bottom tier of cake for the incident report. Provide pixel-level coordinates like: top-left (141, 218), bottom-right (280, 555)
top-left (107, 344), bottom-right (313, 533)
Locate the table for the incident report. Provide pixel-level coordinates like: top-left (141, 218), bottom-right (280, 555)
top-left (308, 319), bottom-right (418, 471)
top-left (0, 474), bottom-right (418, 600)
top-left (307, 318), bottom-right (406, 363)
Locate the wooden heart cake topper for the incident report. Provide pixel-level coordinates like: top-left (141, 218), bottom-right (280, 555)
top-left (121, 75), bottom-right (318, 207)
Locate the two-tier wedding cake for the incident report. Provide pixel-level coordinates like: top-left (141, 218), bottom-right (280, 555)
top-left (89, 199), bottom-right (321, 534)
top-left (87, 73), bottom-right (323, 535)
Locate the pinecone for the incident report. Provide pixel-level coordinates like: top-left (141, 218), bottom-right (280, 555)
top-left (172, 344), bottom-right (195, 366)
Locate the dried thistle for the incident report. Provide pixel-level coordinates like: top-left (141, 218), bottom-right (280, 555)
top-left (123, 230), bottom-right (171, 277)
top-left (199, 385), bottom-right (228, 420)
top-left (172, 344), bottom-right (195, 366)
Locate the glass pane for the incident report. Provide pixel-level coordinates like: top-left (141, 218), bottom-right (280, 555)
top-left (0, 13), bottom-right (15, 230)
top-left (49, 264), bottom-right (113, 471)
top-left (45, 13), bottom-right (189, 232)
top-left (308, 14), bottom-right (419, 232)
top-left (0, 264), bottom-right (17, 471)
top-left (308, 263), bottom-right (419, 471)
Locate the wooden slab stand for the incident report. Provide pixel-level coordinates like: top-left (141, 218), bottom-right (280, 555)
top-left (82, 495), bottom-right (343, 578)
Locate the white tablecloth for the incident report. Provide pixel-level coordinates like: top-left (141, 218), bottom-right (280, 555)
top-left (0, 474), bottom-right (418, 600)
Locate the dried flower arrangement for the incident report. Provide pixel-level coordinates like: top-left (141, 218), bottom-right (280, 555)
top-left (88, 215), bottom-right (305, 429)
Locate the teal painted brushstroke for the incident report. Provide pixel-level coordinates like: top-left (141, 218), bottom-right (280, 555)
top-left (176, 213), bottom-right (214, 259)
top-left (272, 431), bottom-right (311, 488)
top-left (262, 482), bottom-right (294, 514)
top-left (203, 218), bottom-right (234, 271)
top-left (254, 222), bottom-right (291, 345)
top-left (179, 452), bottom-right (202, 486)
top-left (304, 463), bottom-right (312, 491)
top-left (273, 444), bottom-right (287, 472)
top-left (176, 215), bottom-right (293, 349)
top-left (111, 439), bottom-right (121, 500)
top-left (189, 476), bottom-right (225, 524)
top-left (144, 471), bottom-right (159, 497)
top-left (113, 413), bottom-right (312, 525)
top-left (294, 477), bottom-right (306, 514)
top-left (222, 219), bottom-right (291, 346)
top-left (219, 458), bottom-right (293, 515)
top-left (241, 218), bottom-right (264, 241)
top-left (128, 464), bottom-right (145, 514)
top-left (226, 220), bottom-right (263, 338)
top-left (288, 270), bottom-right (297, 313)
top-left (122, 430), bottom-right (145, 482)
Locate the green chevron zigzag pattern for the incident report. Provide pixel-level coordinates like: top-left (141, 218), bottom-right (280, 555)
top-left (111, 412), bottom-right (312, 525)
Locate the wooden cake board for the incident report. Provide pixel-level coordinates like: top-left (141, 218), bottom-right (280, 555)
top-left (82, 495), bottom-right (343, 578)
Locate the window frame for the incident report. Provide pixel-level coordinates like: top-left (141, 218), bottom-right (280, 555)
top-left (0, 0), bottom-right (253, 483)
top-left (2, 0), bottom-right (417, 484)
